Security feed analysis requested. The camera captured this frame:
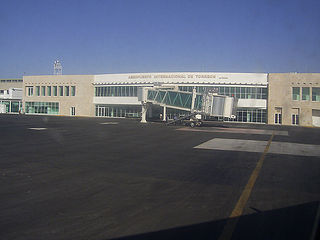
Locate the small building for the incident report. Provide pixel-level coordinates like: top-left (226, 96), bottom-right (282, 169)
top-left (22, 75), bottom-right (94, 116)
top-left (0, 79), bottom-right (23, 113)
top-left (268, 73), bottom-right (320, 127)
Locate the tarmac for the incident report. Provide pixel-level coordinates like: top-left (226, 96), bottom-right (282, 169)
top-left (0, 114), bottom-right (320, 240)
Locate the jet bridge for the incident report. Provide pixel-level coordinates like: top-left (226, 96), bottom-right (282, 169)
top-left (138, 86), bottom-right (236, 123)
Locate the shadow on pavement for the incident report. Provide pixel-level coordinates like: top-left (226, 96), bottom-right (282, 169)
top-left (110, 201), bottom-right (320, 240)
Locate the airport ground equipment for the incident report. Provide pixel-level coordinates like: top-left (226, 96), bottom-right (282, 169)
top-left (138, 86), bottom-right (237, 125)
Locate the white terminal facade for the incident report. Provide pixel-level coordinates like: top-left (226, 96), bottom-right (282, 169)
top-left (21, 72), bottom-right (268, 123)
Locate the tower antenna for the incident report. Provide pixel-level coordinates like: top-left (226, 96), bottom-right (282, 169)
top-left (53, 60), bottom-right (62, 75)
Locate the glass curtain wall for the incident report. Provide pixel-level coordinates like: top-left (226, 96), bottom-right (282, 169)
top-left (95, 86), bottom-right (138, 97)
top-left (95, 105), bottom-right (141, 118)
top-left (178, 86), bottom-right (267, 99)
top-left (228, 108), bottom-right (267, 123)
top-left (0, 100), bottom-right (21, 113)
top-left (25, 102), bottom-right (59, 115)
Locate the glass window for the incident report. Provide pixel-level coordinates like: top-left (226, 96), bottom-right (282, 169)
top-left (36, 86), bottom-right (40, 96)
top-left (275, 113), bottom-right (282, 124)
top-left (312, 87), bottom-right (320, 101)
top-left (41, 86), bottom-right (46, 96)
top-left (302, 87), bottom-right (310, 100)
top-left (247, 88), bottom-right (253, 99)
top-left (25, 102), bottom-right (59, 115)
top-left (240, 87), bottom-right (246, 98)
top-left (65, 86), bottom-right (69, 96)
top-left (292, 87), bottom-right (300, 100)
top-left (11, 101), bottom-right (20, 113)
top-left (59, 86), bottom-right (63, 96)
top-left (252, 87), bottom-right (257, 99)
top-left (47, 86), bottom-right (51, 96)
top-left (230, 87), bottom-right (235, 97)
top-left (26, 86), bottom-right (33, 96)
top-left (262, 88), bottom-right (267, 99)
top-left (120, 87), bottom-right (124, 96)
top-left (134, 86), bottom-right (137, 96)
top-left (225, 87), bottom-right (230, 96)
top-left (71, 86), bottom-right (76, 96)
top-left (292, 114), bottom-right (299, 125)
top-left (235, 87), bottom-right (240, 98)
top-left (53, 86), bottom-right (57, 96)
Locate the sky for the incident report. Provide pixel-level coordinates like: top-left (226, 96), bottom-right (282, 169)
top-left (1, 0), bottom-right (320, 78)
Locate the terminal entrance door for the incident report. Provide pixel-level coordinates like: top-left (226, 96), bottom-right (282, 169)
top-left (70, 107), bottom-right (76, 116)
top-left (97, 106), bottom-right (110, 117)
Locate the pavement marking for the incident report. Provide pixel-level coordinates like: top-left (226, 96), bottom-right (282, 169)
top-left (177, 127), bottom-right (288, 136)
top-left (28, 128), bottom-right (47, 130)
top-left (218, 132), bottom-right (275, 240)
top-left (99, 122), bottom-right (119, 125)
top-left (195, 138), bottom-right (320, 157)
top-left (269, 142), bottom-right (320, 157)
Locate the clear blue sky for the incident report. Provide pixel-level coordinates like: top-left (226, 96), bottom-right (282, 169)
top-left (1, 0), bottom-right (320, 78)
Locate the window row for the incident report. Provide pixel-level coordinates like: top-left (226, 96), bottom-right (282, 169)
top-left (26, 86), bottom-right (76, 97)
top-left (274, 113), bottom-right (300, 125)
top-left (292, 87), bottom-right (320, 101)
top-left (0, 79), bottom-right (22, 82)
top-left (95, 86), bottom-right (138, 97)
top-left (25, 102), bottom-right (59, 115)
top-left (178, 86), bottom-right (268, 99)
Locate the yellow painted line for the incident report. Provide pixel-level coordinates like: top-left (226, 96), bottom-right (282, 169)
top-left (218, 132), bottom-right (275, 240)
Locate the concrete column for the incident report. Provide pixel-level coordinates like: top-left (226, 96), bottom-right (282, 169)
top-left (141, 103), bottom-right (147, 123)
top-left (191, 88), bottom-right (196, 113)
top-left (162, 106), bottom-right (167, 121)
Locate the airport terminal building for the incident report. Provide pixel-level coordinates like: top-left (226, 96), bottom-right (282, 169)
top-left (1, 71), bottom-right (315, 127)
top-left (22, 72), bottom-right (268, 123)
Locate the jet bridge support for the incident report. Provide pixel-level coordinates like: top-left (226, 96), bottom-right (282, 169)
top-left (141, 103), bottom-right (147, 123)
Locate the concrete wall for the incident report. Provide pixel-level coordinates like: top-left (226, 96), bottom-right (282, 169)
top-left (23, 75), bottom-right (94, 117)
top-left (268, 73), bottom-right (320, 127)
top-left (0, 80), bottom-right (23, 90)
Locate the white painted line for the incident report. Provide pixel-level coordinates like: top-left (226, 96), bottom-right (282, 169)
top-left (28, 128), bottom-right (47, 130)
top-left (100, 122), bottom-right (119, 125)
top-left (195, 138), bottom-right (320, 157)
top-left (194, 138), bottom-right (267, 153)
top-left (177, 127), bottom-right (288, 136)
top-left (269, 142), bottom-right (320, 157)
